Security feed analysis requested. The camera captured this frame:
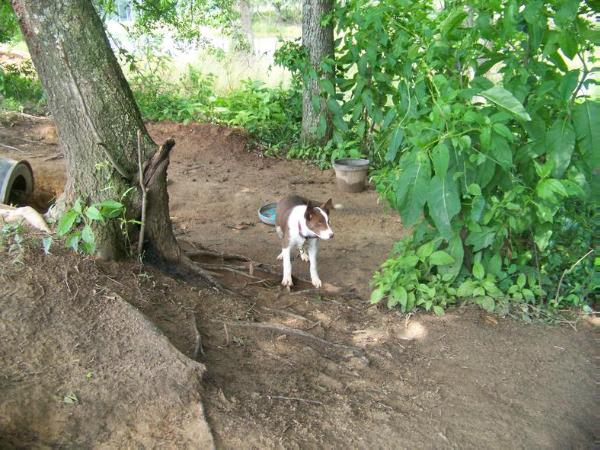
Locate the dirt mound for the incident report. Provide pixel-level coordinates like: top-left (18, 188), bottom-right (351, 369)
top-left (0, 248), bottom-right (214, 449)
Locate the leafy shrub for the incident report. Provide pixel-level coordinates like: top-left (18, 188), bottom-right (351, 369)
top-left (0, 60), bottom-right (46, 113)
top-left (130, 55), bottom-right (301, 149)
top-left (0, 0), bottom-right (20, 43)
top-left (131, 61), bottom-right (217, 123)
top-left (298, 0), bottom-right (599, 316)
top-left (213, 79), bottom-right (301, 147)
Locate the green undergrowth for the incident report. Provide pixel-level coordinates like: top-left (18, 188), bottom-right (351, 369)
top-left (0, 58), bottom-right (46, 114)
top-left (129, 59), bottom-right (302, 149)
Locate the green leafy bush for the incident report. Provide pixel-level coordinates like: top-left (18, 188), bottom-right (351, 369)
top-left (0, 60), bottom-right (45, 113)
top-left (213, 79), bottom-right (301, 147)
top-left (130, 56), bottom-right (301, 148)
top-left (0, 0), bottom-right (20, 43)
top-left (310, 0), bottom-right (598, 316)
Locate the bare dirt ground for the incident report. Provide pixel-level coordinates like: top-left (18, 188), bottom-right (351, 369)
top-left (0, 116), bottom-right (598, 449)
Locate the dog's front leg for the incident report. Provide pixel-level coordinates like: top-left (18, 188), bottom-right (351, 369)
top-left (307, 239), bottom-right (321, 288)
top-left (281, 246), bottom-right (293, 287)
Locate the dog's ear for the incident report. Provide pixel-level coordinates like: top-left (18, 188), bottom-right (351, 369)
top-left (305, 201), bottom-right (313, 220)
top-left (321, 198), bottom-right (333, 214)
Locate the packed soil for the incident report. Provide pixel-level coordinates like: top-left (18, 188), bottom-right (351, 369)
top-left (0, 115), bottom-right (598, 449)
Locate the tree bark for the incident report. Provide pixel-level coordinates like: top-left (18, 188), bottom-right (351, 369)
top-left (301, 0), bottom-right (334, 146)
top-left (238, 0), bottom-right (255, 53)
top-left (11, 0), bottom-right (180, 262)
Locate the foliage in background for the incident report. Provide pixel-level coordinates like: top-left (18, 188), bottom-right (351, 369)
top-left (314, 0), bottom-right (599, 317)
top-left (96, 0), bottom-right (239, 41)
top-left (129, 50), bottom-right (301, 148)
top-left (0, 58), bottom-right (46, 113)
top-left (0, 0), bottom-right (19, 43)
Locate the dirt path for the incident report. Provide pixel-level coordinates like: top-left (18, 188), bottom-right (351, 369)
top-left (0, 117), bottom-right (598, 448)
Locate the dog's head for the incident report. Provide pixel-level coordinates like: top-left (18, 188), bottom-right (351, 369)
top-left (305, 199), bottom-right (334, 240)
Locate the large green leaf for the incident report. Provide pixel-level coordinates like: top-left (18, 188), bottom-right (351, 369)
top-left (426, 171), bottom-right (461, 239)
top-left (370, 288), bottom-right (385, 304)
top-left (56, 210), bottom-right (78, 236)
top-left (546, 118), bottom-right (576, 178)
top-left (438, 234), bottom-right (464, 282)
top-left (572, 101), bottom-right (600, 170)
top-left (431, 142), bottom-right (450, 177)
top-left (440, 9), bottom-right (468, 36)
top-left (558, 70), bottom-right (580, 102)
top-left (490, 134), bottom-right (513, 169)
top-left (558, 31), bottom-right (578, 60)
top-left (386, 126), bottom-right (404, 162)
top-left (396, 149), bottom-right (431, 226)
top-left (429, 250), bottom-right (455, 266)
top-left (536, 178), bottom-right (568, 202)
top-left (481, 86), bottom-right (531, 122)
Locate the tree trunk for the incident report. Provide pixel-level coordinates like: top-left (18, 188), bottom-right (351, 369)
top-left (238, 0), bottom-right (254, 53)
top-left (301, 0), bottom-right (333, 146)
top-left (11, 0), bottom-right (180, 262)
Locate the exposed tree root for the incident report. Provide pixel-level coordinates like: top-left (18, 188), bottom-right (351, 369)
top-left (224, 320), bottom-right (365, 358)
top-left (179, 255), bottom-right (241, 297)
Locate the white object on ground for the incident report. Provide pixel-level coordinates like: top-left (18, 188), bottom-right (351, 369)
top-left (0, 204), bottom-right (51, 233)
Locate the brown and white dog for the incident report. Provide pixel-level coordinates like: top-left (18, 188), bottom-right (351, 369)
top-left (275, 195), bottom-right (334, 289)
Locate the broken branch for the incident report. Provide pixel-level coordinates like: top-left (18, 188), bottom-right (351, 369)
top-left (136, 130), bottom-right (147, 255)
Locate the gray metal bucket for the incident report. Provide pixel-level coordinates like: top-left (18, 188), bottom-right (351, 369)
top-left (333, 158), bottom-right (369, 193)
top-left (0, 158), bottom-right (34, 205)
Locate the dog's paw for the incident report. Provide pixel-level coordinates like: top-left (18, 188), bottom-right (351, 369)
top-left (281, 276), bottom-right (294, 288)
top-left (299, 250), bottom-right (309, 262)
top-left (311, 277), bottom-right (322, 289)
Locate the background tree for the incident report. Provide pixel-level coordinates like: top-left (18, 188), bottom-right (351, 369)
top-left (238, 0), bottom-right (255, 52)
top-left (300, 0), bottom-right (333, 145)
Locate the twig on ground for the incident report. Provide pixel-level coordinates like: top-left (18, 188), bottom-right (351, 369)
top-left (223, 323), bottom-right (230, 347)
top-left (266, 395), bottom-right (323, 406)
top-left (0, 142), bottom-right (25, 153)
top-left (192, 312), bottom-right (205, 359)
top-left (179, 256), bottom-right (240, 297)
top-left (200, 263), bottom-right (268, 281)
top-left (185, 248), bottom-right (251, 262)
top-left (43, 153), bottom-right (63, 161)
top-left (225, 321), bottom-right (364, 356)
top-left (0, 111), bottom-right (51, 122)
top-left (0, 132), bottom-right (42, 145)
top-left (260, 306), bottom-right (316, 324)
top-left (63, 268), bottom-right (71, 293)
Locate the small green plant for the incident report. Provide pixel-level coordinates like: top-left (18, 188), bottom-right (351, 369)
top-left (62, 392), bottom-right (79, 405)
top-left (0, 221), bottom-right (24, 254)
top-left (0, 219), bottom-right (52, 261)
top-left (56, 198), bottom-right (126, 255)
top-left (286, 138), bottom-right (364, 169)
